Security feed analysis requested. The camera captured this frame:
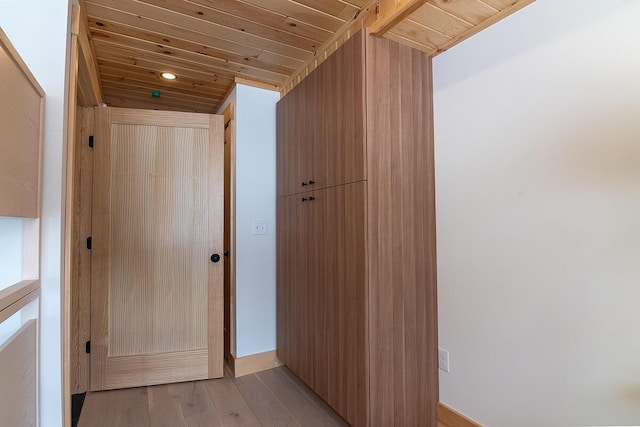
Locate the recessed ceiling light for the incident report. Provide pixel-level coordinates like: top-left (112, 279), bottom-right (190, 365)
top-left (161, 72), bottom-right (177, 80)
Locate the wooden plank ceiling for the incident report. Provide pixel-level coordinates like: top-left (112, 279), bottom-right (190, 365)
top-left (82, 0), bottom-right (534, 113)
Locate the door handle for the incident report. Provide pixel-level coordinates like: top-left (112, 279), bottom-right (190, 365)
top-left (210, 253), bottom-right (221, 263)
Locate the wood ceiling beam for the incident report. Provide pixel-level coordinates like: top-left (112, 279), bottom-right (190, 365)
top-left (369, 0), bottom-right (428, 37)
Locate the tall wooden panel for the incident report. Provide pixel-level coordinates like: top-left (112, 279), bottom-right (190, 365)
top-left (366, 33), bottom-right (438, 426)
top-left (327, 31), bottom-right (366, 189)
top-left (320, 183), bottom-right (367, 427)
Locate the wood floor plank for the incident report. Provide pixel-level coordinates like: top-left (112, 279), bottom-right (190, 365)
top-left (234, 373), bottom-right (299, 427)
top-left (278, 367), bottom-right (349, 427)
top-left (204, 370), bottom-right (261, 427)
top-left (184, 410), bottom-right (223, 427)
top-left (257, 368), bottom-right (341, 427)
top-left (171, 381), bottom-right (216, 419)
top-left (148, 383), bottom-right (187, 427)
top-left (115, 404), bottom-right (150, 427)
top-left (78, 366), bottom-right (346, 427)
top-left (114, 387), bottom-right (150, 427)
top-left (78, 390), bottom-right (121, 427)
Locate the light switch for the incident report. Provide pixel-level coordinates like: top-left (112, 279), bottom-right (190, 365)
top-left (252, 220), bottom-right (267, 235)
top-left (438, 348), bottom-right (450, 372)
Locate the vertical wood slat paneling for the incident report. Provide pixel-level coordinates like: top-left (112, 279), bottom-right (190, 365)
top-left (366, 32), bottom-right (438, 427)
top-left (108, 124), bottom-right (209, 356)
top-left (0, 320), bottom-right (37, 427)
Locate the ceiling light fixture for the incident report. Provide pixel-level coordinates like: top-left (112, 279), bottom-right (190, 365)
top-left (161, 72), bottom-right (177, 80)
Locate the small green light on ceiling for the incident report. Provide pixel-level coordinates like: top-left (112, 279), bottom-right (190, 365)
top-left (152, 90), bottom-right (161, 98)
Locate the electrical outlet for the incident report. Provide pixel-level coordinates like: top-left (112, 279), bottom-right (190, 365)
top-left (252, 220), bottom-right (267, 235)
top-left (438, 348), bottom-right (450, 372)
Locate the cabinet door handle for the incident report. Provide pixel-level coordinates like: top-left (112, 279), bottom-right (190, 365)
top-left (309, 180), bottom-right (315, 185)
top-left (302, 197), bottom-right (308, 202)
top-left (309, 196), bottom-right (315, 201)
top-left (301, 181), bottom-right (308, 187)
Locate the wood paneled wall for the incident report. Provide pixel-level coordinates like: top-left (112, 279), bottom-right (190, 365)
top-left (0, 29), bottom-right (44, 218)
top-left (0, 320), bottom-right (38, 427)
top-left (366, 32), bottom-right (438, 426)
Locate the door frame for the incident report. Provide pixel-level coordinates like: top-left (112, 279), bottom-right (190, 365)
top-left (222, 103), bottom-right (236, 365)
top-left (64, 3), bottom-right (104, 425)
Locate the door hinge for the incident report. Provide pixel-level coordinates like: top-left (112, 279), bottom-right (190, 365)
top-left (86, 236), bottom-right (92, 250)
top-left (85, 341), bottom-right (91, 354)
top-left (88, 135), bottom-right (94, 148)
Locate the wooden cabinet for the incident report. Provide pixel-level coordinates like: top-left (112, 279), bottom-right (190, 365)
top-left (277, 29), bottom-right (438, 427)
top-left (276, 31), bottom-right (366, 198)
top-left (278, 183), bottom-right (367, 425)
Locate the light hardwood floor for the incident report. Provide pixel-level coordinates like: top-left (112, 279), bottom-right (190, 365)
top-left (78, 366), bottom-right (349, 427)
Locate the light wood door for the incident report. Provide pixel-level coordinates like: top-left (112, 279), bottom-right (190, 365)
top-left (90, 107), bottom-right (224, 391)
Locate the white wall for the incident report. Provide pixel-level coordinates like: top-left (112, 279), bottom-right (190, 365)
top-left (0, 217), bottom-right (24, 290)
top-left (234, 84), bottom-right (280, 357)
top-left (0, 1), bottom-right (70, 425)
top-left (218, 84), bottom-right (280, 358)
top-left (433, 1), bottom-right (640, 425)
